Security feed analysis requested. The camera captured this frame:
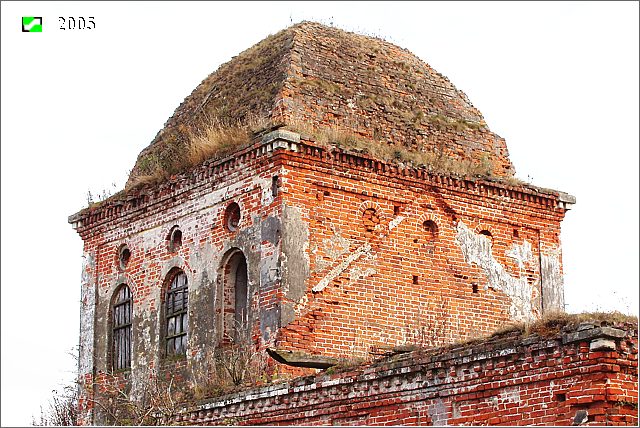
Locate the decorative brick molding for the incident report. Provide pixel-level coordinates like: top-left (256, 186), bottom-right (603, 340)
top-left (167, 321), bottom-right (638, 426)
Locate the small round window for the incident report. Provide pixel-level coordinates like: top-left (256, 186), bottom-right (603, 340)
top-left (224, 202), bottom-right (241, 232)
top-left (168, 227), bottom-right (182, 253)
top-left (118, 245), bottom-right (131, 270)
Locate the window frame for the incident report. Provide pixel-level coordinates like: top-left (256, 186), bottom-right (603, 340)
top-left (112, 284), bottom-right (132, 371)
top-left (164, 270), bottom-right (189, 357)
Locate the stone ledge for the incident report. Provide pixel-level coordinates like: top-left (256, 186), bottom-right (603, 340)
top-left (562, 326), bottom-right (627, 344)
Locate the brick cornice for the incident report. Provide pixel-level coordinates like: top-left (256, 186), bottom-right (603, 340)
top-left (69, 130), bottom-right (575, 238)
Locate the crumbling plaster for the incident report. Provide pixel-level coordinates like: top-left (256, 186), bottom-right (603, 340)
top-left (455, 221), bottom-right (540, 322)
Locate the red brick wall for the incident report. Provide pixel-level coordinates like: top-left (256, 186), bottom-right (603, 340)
top-left (168, 322), bottom-right (638, 426)
top-left (70, 132), bottom-right (573, 424)
top-left (275, 137), bottom-right (568, 357)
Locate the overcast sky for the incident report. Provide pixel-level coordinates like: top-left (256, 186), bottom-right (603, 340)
top-left (1, 1), bottom-right (638, 425)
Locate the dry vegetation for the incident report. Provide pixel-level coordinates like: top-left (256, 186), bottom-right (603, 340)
top-left (90, 323), bottom-right (272, 425)
top-left (127, 115), bottom-right (271, 191)
top-left (487, 310), bottom-right (638, 340)
top-left (284, 119), bottom-right (496, 178)
top-left (92, 112), bottom-right (522, 211)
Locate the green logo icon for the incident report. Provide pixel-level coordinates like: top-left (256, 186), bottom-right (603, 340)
top-left (22, 17), bottom-right (42, 32)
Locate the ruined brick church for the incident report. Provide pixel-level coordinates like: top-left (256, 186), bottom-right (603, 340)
top-left (70, 22), bottom-right (637, 426)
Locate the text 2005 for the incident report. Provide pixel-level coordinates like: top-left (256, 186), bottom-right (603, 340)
top-left (59, 17), bottom-right (95, 30)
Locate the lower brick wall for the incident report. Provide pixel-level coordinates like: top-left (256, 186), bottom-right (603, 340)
top-left (167, 320), bottom-right (638, 426)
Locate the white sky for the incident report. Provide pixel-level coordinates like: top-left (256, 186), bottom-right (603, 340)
top-left (1, 1), bottom-right (638, 425)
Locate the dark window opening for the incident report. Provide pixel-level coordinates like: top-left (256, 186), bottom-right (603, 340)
top-left (393, 205), bottom-right (401, 215)
top-left (112, 285), bottom-right (132, 370)
top-left (472, 283), bottom-right (479, 294)
top-left (479, 229), bottom-right (492, 238)
top-left (222, 251), bottom-right (249, 344)
top-left (168, 227), bottom-right (182, 253)
top-left (224, 202), bottom-right (241, 232)
top-left (513, 228), bottom-right (519, 237)
top-left (412, 275), bottom-right (419, 285)
top-left (423, 220), bottom-right (438, 240)
top-left (271, 175), bottom-right (279, 197)
top-left (118, 245), bottom-right (131, 270)
top-left (555, 393), bottom-right (566, 402)
top-left (165, 271), bottom-right (188, 357)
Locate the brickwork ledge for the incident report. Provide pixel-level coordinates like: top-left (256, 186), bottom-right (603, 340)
top-left (69, 131), bottom-right (576, 231)
top-left (180, 312), bottom-right (636, 418)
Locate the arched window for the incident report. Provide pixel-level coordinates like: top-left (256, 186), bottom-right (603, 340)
top-left (165, 270), bottom-right (188, 356)
top-left (222, 251), bottom-right (249, 343)
top-left (112, 284), bottom-right (132, 370)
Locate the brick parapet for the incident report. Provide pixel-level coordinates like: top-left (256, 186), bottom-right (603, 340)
top-left (166, 322), bottom-right (638, 426)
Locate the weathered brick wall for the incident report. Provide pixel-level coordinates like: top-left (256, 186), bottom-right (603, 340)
top-left (71, 137), bottom-right (292, 424)
top-left (275, 135), bottom-right (569, 358)
top-left (167, 321), bottom-right (638, 426)
top-left (70, 131), bottom-right (573, 424)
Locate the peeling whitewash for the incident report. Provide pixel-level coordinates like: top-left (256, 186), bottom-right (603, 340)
top-left (388, 214), bottom-right (405, 231)
top-left (455, 221), bottom-right (538, 322)
top-left (540, 245), bottom-right (565, 312)
top-left (348, 261), bottom-right (377, 287)
top-left (312, 243), bottom-right (373, 292)
top-left (78, 252), bottom-right (96, 376)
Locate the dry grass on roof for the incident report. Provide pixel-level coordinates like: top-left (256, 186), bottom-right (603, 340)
top-left (126, 115), bottom-right (272, 191)
top-left (488, 311), bottom-right (638, 340)
top-left (283, 119), bottom-right (496, 179)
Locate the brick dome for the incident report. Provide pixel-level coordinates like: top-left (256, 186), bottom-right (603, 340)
top-left (128, 22), bottom-right (514, 185)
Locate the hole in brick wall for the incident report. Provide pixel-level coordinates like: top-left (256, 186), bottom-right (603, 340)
top-left (362, 208), bottom-right (380, 234)
top-left (555, 393), bottom-right (566, 402)
top-left (412, 275), bottom-right (419, 284)
top-left (422, 220), bottom-right (438, 240)
top-left (224, 202), bottom-right (241, 232)
top-left (168, 227), bottom-right (182, 253)
top-left (393, 205), bottom-right (400, 215)
top-left (513, 228), bottom-right (519, 237)
top-left (472, 283), bottom-right (478, 293)
top-left (271, 175), bottom-right (279, 197)
top-left (118, 245), bottom-right (131, 270)
top-left (324, 190), bottom-right (330, 196)
top-left (479, 229), bottom-right (493, 241)
top-left (413, 238), bottom-right (418, 243)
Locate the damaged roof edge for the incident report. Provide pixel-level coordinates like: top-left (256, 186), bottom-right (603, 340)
top-left (557, 191), bottom-right (577, 210)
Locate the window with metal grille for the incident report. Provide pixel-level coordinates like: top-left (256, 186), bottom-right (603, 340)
top-left (165, 271), bottom-right (188, 356)
top-left (112, 284), bottom-right (132, 370)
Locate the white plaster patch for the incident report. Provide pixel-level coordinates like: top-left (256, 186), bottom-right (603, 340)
top-left (293, 294), bottom-right (309, 316)
top-left (388, 215), bottom-right (405, 231)
top-left (540, 245), bottom-right (564, 312)
top-left (455, 221), bottom-right (537, 322)
top-left (506, 240), bottom-right (533, 270)
top-left (323, 227), bottom-right (351, 260)
top-left (78, 252), bottom-right (96, 376)
top-left (312, 243), bottom-right (372, 292)
top-left (348, 264), bottom-right (377, 287)
top-left (499, 386), bottom-right (521, 404)
top-left (260, 176), bottom-right (275, 206)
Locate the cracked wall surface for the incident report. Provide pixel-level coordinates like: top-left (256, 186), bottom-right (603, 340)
top-left (71, 135), bottom-right (572, 424)
top-left (275, 137), bottom-right (569, 357)
top-left (455, 221), bottom-right (539, 322)
top-left (72, 147), bottom-right (286, 424)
